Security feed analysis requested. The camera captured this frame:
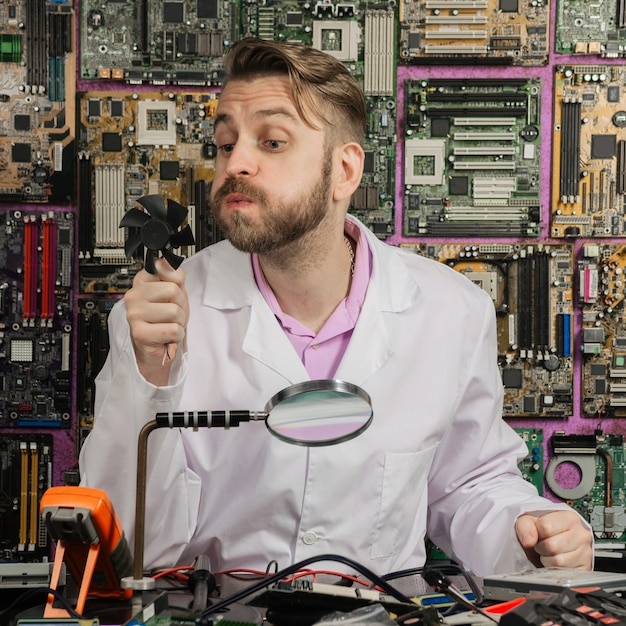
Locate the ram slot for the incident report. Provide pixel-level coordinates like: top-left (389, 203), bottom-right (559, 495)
top-left (26, 0), bottom-right (47, 91)
top-left (78, 155), bottom-right (94, 258)
top-left (139, 0), bottom-right (149, 54)
top-left (556, 313), bottom-right (572, 357)
top-left (41, 216), bottom-right (56, 324)
top-left (517, 256), bottom-right (533, 354)
top-left (20, 443), bottom-right (28, 549)
top-left (364, 10), bottom-right (394, 96)
top-left (95, 164), bottom-right (126, 248)
top-left (23, 216), bottom-right (38, 323)
top-left (559, 98), bottom-right (582, 203)
top-left (534, 252), bottom-right (550, 352)
top-left (47, 12), bottom-right (71, 101)
top-left (619, 0), bottom-right (626, 29)
top-left (29, 443), bottom-right (38, 548)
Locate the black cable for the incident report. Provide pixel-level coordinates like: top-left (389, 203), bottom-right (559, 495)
top-left (0, 587), bottom-right (83, 622)
top-left (381, 562), bottom-right (484, 604)
top-left (200, 553), bottom-right (413, 619)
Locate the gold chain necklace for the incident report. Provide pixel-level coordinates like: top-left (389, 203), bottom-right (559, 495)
top-left (344, 235), bottom-right (355, 276)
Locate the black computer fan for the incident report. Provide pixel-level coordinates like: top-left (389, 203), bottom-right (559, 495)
top-left (119, 194), bottom-right (195, 274)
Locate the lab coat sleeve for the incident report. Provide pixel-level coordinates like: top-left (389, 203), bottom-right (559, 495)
top-left (79, 299), bottom-right (202, 570)
top-left (425, 291), bottom-right (583, 576)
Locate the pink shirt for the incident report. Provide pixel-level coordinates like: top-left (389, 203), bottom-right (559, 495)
top-left (251, 220), bottom-right (371, 379)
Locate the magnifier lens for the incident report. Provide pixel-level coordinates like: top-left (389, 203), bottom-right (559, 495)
top-left (265, 381), bottom-right (372, 446)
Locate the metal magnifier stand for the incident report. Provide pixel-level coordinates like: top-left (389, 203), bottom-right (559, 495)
top-left (120, 380), bottom-right (374, 607)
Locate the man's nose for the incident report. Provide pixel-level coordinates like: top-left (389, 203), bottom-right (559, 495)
top-left (224, 143), bottom-right (258, 178)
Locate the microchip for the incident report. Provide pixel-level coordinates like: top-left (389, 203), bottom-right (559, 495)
top-left (177, 33), bottom-right (197, 54)
top-left (449, 176), bottom-right (468, 195)
top-left (502, 368), bottom-right (523, 389)
top-left (160, 160), bottom-right (180, 180)
top-left (14, 114), bottom-right (31, 131)
top-left (285, 12), bottom-right (303, 25)
top-left (608, 85), bottom-right (621, 103)
top-left (591, 134), bottom-right (616, 159)
top-left (590, 363), bottom-right (607, 375)
top-left (595, 378), bottom-right (607, 394)
top-left (363, 151), bottom-right (375, 173)
top-left (110, 99), bottom-right (124, 117)
top-left (523, 396), bottom-right (537, 413)
top-left (11, 143), bottom-right (31, 162)
top-left (163, 2), bottom-right (184, 23)
top-left (500, 0), bottom-right (518, 11)
top-left (431, 118), bottom-right (450, 138)
top-left (102, 132), bottom-right (122, 152)
top-left (197, 0), bottom-right (218, 19)
top-left (88, 99), bottom-right (102, 117)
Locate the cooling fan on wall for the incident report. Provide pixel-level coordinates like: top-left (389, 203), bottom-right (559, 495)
top-left (119, 194), bottom-right (196, 274)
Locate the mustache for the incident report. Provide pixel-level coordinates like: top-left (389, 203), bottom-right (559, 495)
top-left (211, 178), bottom-right (269, 207)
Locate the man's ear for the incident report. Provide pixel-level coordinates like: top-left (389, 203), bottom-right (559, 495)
top-left (333, 142), bottom-right (365, 202)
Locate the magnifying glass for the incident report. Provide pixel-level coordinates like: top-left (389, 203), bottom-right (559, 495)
top-left (264, 379), bottom-right (372, 446)
top-left (154, 379), bottom-right (373, 446)
top-left (126, 380), bottom-right (373, 589)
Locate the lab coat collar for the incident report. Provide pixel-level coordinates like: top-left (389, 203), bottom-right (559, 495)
top-left (199, 216), bottom-right (420, 385)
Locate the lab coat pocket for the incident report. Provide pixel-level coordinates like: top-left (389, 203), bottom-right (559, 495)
top-left (370, 444), bottom-right (439, 560)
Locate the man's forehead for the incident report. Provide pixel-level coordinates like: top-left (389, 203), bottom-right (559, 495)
top-left (218, 77), bottom-right (294, 109)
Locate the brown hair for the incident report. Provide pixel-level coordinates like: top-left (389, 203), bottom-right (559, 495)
top-left (223, 38), bottom-right (366, 146)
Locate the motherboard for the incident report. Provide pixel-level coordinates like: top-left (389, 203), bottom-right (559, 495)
top-left (548, 431), bottom-right (626, 548)
top-left (399, 0), bottom-right (550, 66)
top-left (556, 0), bottom-right (626, 57)
top-left (579, 243), bottom-right (626, 418)
top-left (77, 90), bottom-right (220, 293)
top-left (0, 0), bottom-right (76, 203)
top-left (551, 65), bottom-right (626, 238)
top-left (403, 77), bottom-right (542, 237)
top-left (0, 210), bottom-right (74, 429)
top-left (402, 243), bottom-right (574, 418)
top-left (0, 434), bottom-right (52, 562)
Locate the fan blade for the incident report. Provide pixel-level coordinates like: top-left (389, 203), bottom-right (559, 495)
top-left (144, 251), bottom-right (157, 275)
top-left (138, 194), bottom-right (167, 221)
top-left (124, 232), bottom-right (143, 259)
top-left (166, 199), bottom-right (189, 230)
top-left (163, 249), bottom-right (185, 270)
top-left (119, 207), bottom-right (151, 229)
top-left (169, 224), bottom-right (196, 249)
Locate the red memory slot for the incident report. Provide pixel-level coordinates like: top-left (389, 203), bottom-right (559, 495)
top-left (42, 216), bottom-right (56, 320)
top-left (23, 216), bottom-right (38, 320)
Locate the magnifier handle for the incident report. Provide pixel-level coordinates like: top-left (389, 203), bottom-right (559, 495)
top-left (155, 410), bottom-right (267, 429)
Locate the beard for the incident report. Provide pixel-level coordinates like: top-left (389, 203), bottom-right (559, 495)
top-left (210, 158), bottom-right (333, 255)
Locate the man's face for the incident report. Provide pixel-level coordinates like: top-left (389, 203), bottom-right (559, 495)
top-left (210, 76), bottom-right (335, 254)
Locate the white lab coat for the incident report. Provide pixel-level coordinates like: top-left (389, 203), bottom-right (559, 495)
top-left (80, 215), bottom-right (573, 577)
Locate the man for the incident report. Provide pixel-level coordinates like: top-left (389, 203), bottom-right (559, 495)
top-left (80, 38), bottom-right (592, 577)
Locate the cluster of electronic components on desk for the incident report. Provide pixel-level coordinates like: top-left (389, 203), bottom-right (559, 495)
top-left (7, 559), bottom-right (626, 626)
top-left (4, 487), bottom-right (626, 626)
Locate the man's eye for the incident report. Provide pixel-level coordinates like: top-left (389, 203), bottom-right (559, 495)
top-left (218, 144), bottom-right (234, 154)
top-left (266, 140), bottom-right (285, 150)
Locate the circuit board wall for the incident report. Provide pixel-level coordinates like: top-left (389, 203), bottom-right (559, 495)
top-left (2, 0), bottom-right (626, 568)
